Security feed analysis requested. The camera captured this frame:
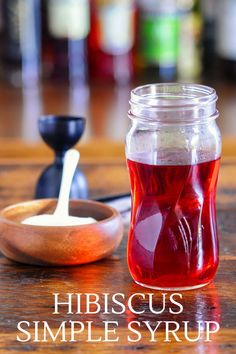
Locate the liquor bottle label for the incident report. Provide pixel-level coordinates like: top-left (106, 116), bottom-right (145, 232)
top-left (48, 0), bottom-right (90, 40)
top-left (97, 3), bottom-right (135, 55)
top-left (140, 15), bottom-right (179, 65)
top-left (216, 0), bottom-right (236, 60)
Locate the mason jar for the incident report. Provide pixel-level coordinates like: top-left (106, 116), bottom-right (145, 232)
top-left (126, 83), bottom-right (221, 290)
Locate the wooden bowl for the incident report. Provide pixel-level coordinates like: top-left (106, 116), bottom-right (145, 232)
top-left (0, 199), bottom-right (124, 266)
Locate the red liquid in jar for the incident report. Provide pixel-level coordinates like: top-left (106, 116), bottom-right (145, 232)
top-left (127, 157), bottom-right (220, 289)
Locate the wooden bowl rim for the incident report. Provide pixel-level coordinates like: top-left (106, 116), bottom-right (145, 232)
top-left (0, 198), bottom-right (121, 230)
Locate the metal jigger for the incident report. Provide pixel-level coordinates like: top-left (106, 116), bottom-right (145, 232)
top-left (35, 115), bottom-right (88, 199)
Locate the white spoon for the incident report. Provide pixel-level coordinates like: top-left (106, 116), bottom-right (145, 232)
top-left (22, 149), bottom-right (96, 226)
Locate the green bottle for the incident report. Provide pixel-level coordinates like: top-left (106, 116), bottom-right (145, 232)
top-left (138, 0), bottom-right (179, 81)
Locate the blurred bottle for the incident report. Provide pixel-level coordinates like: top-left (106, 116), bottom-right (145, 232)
top-left (215, 0), bottom-right (236, 81)
top-left (200, 0), bottom-right (216, 77)
top-left (1, 0), bottom-right (41, 87)
top-left (0, 0), bottom-right (4, 80)
top-left (42, 0), bottom-right (90, 85)
top-left (177, 0), bottom-right (202, 81)
top-left (88, 0), bottom-right (136, 85)
top-left (138, 0), bottom-right (179, 82)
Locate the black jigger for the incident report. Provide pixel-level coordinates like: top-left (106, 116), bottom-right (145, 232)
top-left (35, 115), bottom-right (88, 199)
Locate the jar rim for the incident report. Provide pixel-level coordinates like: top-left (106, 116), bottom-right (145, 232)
top-left (129, 83), bottom-right (218, 124)
top-left (131, 83), bottom-right (217, 107)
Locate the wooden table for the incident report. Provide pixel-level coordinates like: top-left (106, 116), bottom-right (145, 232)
top-left (0, 158), bottom-right (235, 353)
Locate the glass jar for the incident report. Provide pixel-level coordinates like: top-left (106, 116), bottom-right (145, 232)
top-left (126, 83), bottom-right (221, 290)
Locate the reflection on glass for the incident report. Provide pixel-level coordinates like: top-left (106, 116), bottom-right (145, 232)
top-left (106, 85), bottom-right (130, 140)
top-left (21, 86), bottom-right (42, 142)
top-left (69, 83), bottom-right (91, 142)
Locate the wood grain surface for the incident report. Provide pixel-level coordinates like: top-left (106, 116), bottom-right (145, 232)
top-left (0, 158), bottom-right (235, 353)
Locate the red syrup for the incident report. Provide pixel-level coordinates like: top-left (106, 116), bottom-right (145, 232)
top-left (127, 157), bottom-right (220, 290)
